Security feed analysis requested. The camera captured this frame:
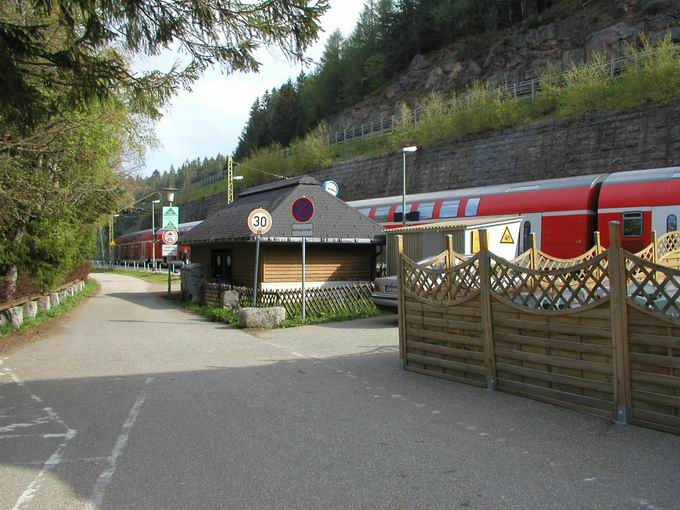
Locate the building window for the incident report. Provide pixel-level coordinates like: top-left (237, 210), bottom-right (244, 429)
top-left (417, 202), bottom-right (435, 220)
top-left (465, 197), bottom-right (480, 217)
top-left (439, 200), bottom-right (460, 218)
top-left (623, 211), bottom-right (643, 237)
top-left (523, 221), bottom-right (532, 252)
top-left (667, 214), bottom-right (678, 233)
top-left (373, 206), bottom-right (390, 221)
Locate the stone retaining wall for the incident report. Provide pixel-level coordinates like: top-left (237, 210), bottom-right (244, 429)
top-left (180, 102), bottom-right (680, 222)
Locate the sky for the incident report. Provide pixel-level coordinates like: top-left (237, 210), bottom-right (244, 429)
top-left (140, 0), bottom-right (365, 176)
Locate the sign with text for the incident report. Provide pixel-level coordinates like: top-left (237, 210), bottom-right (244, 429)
top-left (162, 206), bottom-right (180, 231)
top-left (162, 244), bottom-right (178, 257)
top-left (247, 208), bottom-right (273, 236)
top-left (291, 223), bottom-right (314, 237)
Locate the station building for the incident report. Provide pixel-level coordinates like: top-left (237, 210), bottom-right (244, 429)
top-left (181, 176), bottom-right (386, 290)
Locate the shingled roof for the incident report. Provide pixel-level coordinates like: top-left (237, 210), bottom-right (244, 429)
top-left (181, 176), bottom-right (385, 245)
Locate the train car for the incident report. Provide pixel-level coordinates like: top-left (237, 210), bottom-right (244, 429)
top-left (114, 220), bottom-right (202, 262)
top-left (598, 167), bottom-right (680, 252)
top-left (348, 174), bottom-right (606, 258)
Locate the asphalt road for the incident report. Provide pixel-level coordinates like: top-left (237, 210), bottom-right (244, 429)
top-left (1, 273), bottom-right (680, 509)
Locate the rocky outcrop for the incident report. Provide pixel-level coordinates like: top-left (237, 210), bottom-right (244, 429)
top-left (330, 5), bottom-right (680, 130)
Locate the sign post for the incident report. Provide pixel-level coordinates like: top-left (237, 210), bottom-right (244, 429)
top-left (292, 197), bottom-right (315, 320)
top-left (247, 208), bottom-right (273, 306)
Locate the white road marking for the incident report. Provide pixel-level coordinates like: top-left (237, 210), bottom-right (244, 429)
top-left (12, 446), bottom-right (66, 510)
top-left (84, 377), bottom-right (154, 510)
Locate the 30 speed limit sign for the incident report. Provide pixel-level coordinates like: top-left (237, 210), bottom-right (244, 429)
top-left (247, 208), bottom-right (273, 236)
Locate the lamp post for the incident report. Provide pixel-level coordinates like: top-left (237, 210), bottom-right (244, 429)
top-left (402, 146), bottom-right (418, 226)
top-left (151, 198), bottom-right (161, 270)
top-left (162, 187), bottom-right (178, 296)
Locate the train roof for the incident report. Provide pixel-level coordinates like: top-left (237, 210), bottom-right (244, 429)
top-left (348, 174), bottom-right (606, 207)
top-left (602, 166), bottom-right (680, 186)
top-left (115, 220), bottom-right (203, 241)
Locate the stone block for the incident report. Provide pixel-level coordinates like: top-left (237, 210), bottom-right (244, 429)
top-left (238, 307), bottom-right (286, 329)
top-left (8, 307), bottom-right (23, 328)
top-left (50, 292), bottom-right (60, 307)
top-left (0, 312), bottom-right (7, 328)
top-left (59, 291), bottom-right (69, 302)
top-left (222, 290), bottom-right (240, 311)
top-left (38, 296), bottom-right (51, 312)
top-left (23, 300), bottom-right (38, 319)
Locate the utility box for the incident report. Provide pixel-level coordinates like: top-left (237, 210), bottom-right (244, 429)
top-left (181, 263), bottom-right (205, 302)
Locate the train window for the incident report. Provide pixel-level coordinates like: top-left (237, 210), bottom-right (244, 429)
top-left (357, 207), bottom-right (370, 217)
top-left (373, 206), bottom-right (390, 221)
top-left (439, 200), bottom-right (460, 218)
top-left (418, 202), bottom-right (435, 220)
top-left (623, 211), bottom-right (643, 237)
top-left (667, 214), bottom-right (678, 233)
top-left (522, 221), bottom-right (532, 251)
top-left (465, 197), bottom-right (480, 217)
top-left (393, 203), bottom-right (413, 214)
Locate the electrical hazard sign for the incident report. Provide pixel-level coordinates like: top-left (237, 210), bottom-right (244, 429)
top-left (500, 227), bottom-right (515, 244)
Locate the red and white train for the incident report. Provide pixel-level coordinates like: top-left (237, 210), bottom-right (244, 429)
top-left (347, 166), bottom-right (680, 258)
top-left (114, 166), bottom-right (680, 261)
top-left (113, 220), bottom-right (202, 262)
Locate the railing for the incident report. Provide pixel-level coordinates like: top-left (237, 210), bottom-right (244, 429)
top-left (203, 282), bottom-right (375, 318)
top-left (92, 260), bottom-right (181, 275)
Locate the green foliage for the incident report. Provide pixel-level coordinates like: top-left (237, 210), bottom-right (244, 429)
top-left (182, 303), bottom-right (239, 325)
top-left (90, 268), bottom-right (180, 284)
top-left (0, 279), bottom-right (97, 338)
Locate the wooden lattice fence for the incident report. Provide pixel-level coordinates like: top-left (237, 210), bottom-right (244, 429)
top-left (398, 223), bottom-right (680, 435)
top-left (203, 282), bottom-right (374, 317)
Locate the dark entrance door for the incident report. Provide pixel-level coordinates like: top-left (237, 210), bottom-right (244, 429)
top-left (212, 250), bottom-right (232, 283)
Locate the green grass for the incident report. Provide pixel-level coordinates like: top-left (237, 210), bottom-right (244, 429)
top-left (0, 279), bottom-right (98, 338)
top-left (179, 299), bottom-right (387, 328)
top-left (91, 268), bottom-right (180, 284)
top-left (179, 36), bottom-right (680, 205)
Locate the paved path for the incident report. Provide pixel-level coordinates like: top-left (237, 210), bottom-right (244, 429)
top-left (1, 273), bottom-right (680, 509)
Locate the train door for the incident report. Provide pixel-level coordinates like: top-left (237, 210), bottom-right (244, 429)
top-left (652, 206), bottom-right (680, 235)
top-left (519, 214), bottom-right (542, 253)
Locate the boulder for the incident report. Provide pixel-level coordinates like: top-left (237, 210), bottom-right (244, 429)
top-left (38, 296), bottom-right (51, 312)
top-left (50, 292), bottom-right (60, 307)
top-left (23, 300), bottom-right (38, 319)
top-left (238, 307), bottom-right (286, 329)
top-left (222, 290), bottom-right (240, 311)
top-left (8, 306), bottom-right (23, 328)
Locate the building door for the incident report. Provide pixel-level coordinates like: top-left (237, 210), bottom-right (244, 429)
top-left (212, 250), bottom-right (232, 283)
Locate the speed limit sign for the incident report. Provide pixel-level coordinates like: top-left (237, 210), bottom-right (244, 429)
top-left (247, 208), bottom-right (273, 235)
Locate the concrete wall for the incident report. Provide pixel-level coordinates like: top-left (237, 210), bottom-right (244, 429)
top-left (180, 103), bottom-right (680, 223)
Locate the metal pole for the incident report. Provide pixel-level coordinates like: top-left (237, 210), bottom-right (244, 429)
top-left (402, 151), bottom-right (407, 227)
top-left (253, 236), bottom-right (261, 306)
top-left (167, 262), bottom-right (171, 296)
top-left (302, 236), bottom-right (306, 320)
top-left (152, 201), bottom-right (156, 270)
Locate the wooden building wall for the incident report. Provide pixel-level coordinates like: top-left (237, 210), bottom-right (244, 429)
top-left (192, 242), bottom-right (376, 287)
top-left (262, 244), bottom-right (374, 283)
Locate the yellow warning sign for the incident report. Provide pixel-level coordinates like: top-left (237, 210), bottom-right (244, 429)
top-left (109, 240), bottom-right (116, 246)
top-left (500, 227), bottom-right (514, 244)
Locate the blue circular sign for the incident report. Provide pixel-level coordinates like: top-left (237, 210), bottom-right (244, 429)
top-left (292, 197), bottom-right (314, 223)
top-left (321, 180), bottom-right (339, 197)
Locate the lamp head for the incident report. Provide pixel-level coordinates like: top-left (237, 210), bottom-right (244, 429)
top-left (163, 187), bottom-right (178, 203)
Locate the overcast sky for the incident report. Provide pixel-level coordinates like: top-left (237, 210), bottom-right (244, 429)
top-left (140, 0), bottom-right (365, 176)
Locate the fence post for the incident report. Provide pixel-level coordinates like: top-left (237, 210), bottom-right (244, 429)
top-left (594, 231), bottom-right (602, 255)
top-left (396, 235), bottom-right (406, 370)
top-left (446, 234), bottom-right (456, 268)
top-left (651, 230), bottom-right (658, 264)
top-left (478, 229), bottom-right (497, 390)
top-left (608, 221), bottom-right (632, 425)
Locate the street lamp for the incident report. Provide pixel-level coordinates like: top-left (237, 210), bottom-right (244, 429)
top-left (163, 187), bottom-right (178, 206)
top-left (151, 199), bottom-right (161, 269)
top-left (402, 146), bottom-right (418, 226)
